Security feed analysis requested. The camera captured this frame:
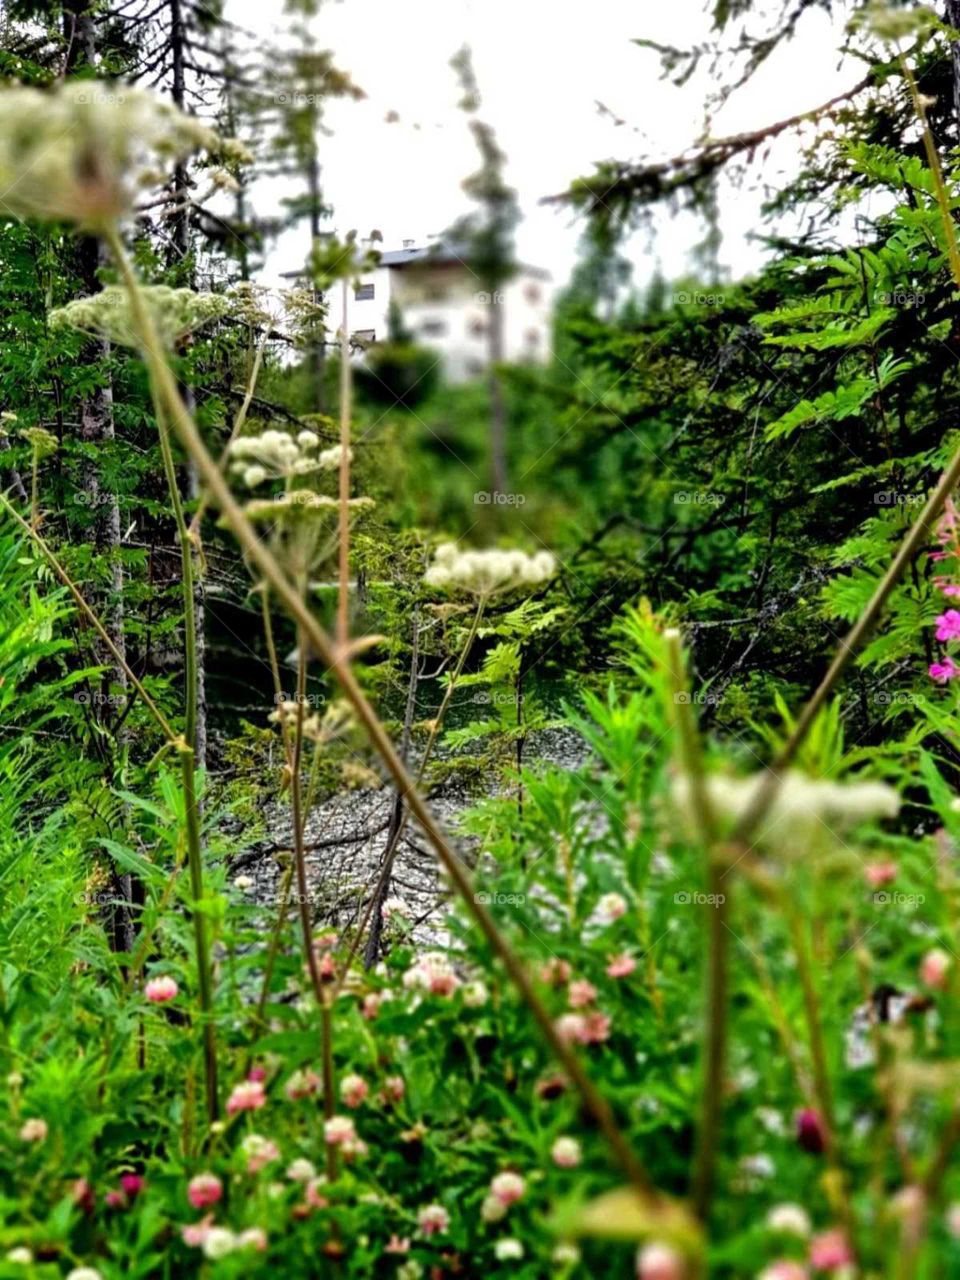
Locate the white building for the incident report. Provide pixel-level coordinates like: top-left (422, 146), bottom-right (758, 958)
top-left (346, 241), bottom-right (552, 383)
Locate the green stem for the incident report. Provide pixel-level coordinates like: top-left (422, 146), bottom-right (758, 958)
top-left (104, 224), bottom-right (654, 1199)
top-left (179, 744), bottom-right (218, 1122)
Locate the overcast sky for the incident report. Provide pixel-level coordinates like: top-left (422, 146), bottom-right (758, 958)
top-left (226, 0), bottom-right (862, 292)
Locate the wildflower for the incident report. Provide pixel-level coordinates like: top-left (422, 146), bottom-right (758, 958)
top-left (203, 1227), bottom-right (237, 1260)
top-left (341, 1134), bottom-right (369, 1162)
top-left (489, 1172), bottom-right (525, 1207)
top-left (462, 979), bottom-right (489, 1007)
top-left (72, 1178), bottom-right (95, 1214)
top-left (596, 892), bottom-right (628, 923)
top-left (381, 1075), bottom-right (405, 1104)
top-left (481, 1194), bottom-right (508, 1222)
top-left (382, 896), bottom-right (409, 922)
top-left (20, 425), bottom-right (57, 458)
top-left (551, 1136), bottom-right (582, 1168)
top-left (417, 1203), bottom-right (450, 1235)
top-left (552, 1242), bottom-right (581, 1266)
top-left (865, 861), bottom-right (897, 887)
top-left (286, 1158), bottom-right (316, 1183)
top-left (930, 658), bottom-right (959, 683)
top-left (226, 1078), bottom-right (266, 1114)
top-left (233, 874), bottom-right (254, 891)
top-left (582, 1010), bottom-right (612, 1043)
top-left (535, 1072), bottom-right (568, 1099)
top-left (51, 286), bottom-right (227, 349)
top-left (66, 1270), bottom-right (104, 1280)
top-left (323, 1115), bottom-right (357, 1145)
top-left (181, 1215), bottom-right (214, 1247)
top-left (936, 610), bottom-right (960, 642)
top-left (424, 541), bottom-right (556, 598)
top-left (403, 951), bottom-right (460, 997)
top-left (568, 979), bottom-right (598, 1008)
top-left (284, 1068), bottom-right (321, 1100)
top-left (19, 1118), bottom-right (47, 1142)
top-left (539, 958), bottom-right (572, 985)
top-left (606, 953), bottom-right (637, 978)
top-left (920, 947), bottom-right (951, 990)
top-left (144, 975), bottom-right (178, 1003)
top-left (555, 1012), bottom-right (588, 1044)
top-left (241, 1133), bottom-right (279, 1173)
top-left (120, 1173), bottom-right (145, 1201)
top-left (339, 1073), bottom-right (369, 1108)
top-left (809, 1229), bottom-right (852, 1270)
top-left (796, 1108), bottom-right (827, 1155)
top-left (237, 1227), bottom-right (268, 1251)
top-left (758, 1265), bottom-right (809, 1280)
top-left (187, 1173), bottom-right (223, 1209)
top-left (5, 1248), bottom-right (33, 1264)
top-left (362, 992), bottom-right (381, 1020)
top-left (494, 1238), bottom-right (524, 1261)
top-left (386, 1234), bottom-right (411, 1254)
top-left (767, 1204), bottom-right (812, 1236)
top-left (636, 1242), bottom-right (684, 1280)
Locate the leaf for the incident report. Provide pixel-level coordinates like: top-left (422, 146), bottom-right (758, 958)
top-left (554, 1186), bottom-right (704, 1255)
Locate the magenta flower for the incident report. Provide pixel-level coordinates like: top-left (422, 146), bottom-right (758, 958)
top-left (930, 657), bottom-right (959, 683)
top-left (187, 1173), bottom-right (223, 1210)
top-left (935, 610), bottom-right (960, 641)
top-left (796, 1108), bottom-right (827, 1155)
top-left (144, 976), bottom-right (178, 1003)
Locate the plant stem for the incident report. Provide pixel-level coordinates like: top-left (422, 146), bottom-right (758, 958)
top-left (179, 743), bottom-right (218, 1121)
top-left (337, 277), bottom-right (351, 653)
top-left (106, 225), bottom-right (655, 1199)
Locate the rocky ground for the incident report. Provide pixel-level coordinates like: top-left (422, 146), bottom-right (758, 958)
top-left (230, 726), bottom-right (590, 953)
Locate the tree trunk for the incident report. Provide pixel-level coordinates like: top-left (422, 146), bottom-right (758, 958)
top-left (947, 0), bottom-right (960, 130)
top-left (488, 290), bottom-right (508, 494)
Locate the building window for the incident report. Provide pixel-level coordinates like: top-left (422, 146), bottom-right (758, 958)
top-left (524, 282), bottom-right (542, 305)
top-left (352, 329), bottom-right (376, 344)
top-left (420, 319), bottom-right (447, 337)
top-left (355, 282), bottom-right (375, 301)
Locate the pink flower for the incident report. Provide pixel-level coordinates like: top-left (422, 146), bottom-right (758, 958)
top-left (187, 1173), bottom-right (223, 1209)
top-left (759, 1265), bottom-right (809, 1280)
top-left (636, 1241), bottom-right (684, 1280)
top-left (247, 1066), bottom-right (267, 1083)
top-left (237, 1227), bottom-right (267, 1251)
top-left (921, 947), bottom-right (951, 990)
top-left (120, 1173), bottom-right (145, 1200)
top-left (226, 1079), bottom-right (266, 1115)
top-left (796, 1108), bottom-right (827, 1155)
top-left (323, 1115), bottom-right (356, 1145)
top-left (71, 1178), bottom-right (95, 1214)
top-left (380, 1075), bottom-right (405, 1104)
top-left (936, 610), bottom-right (960, 642)
top-left (417, 1203), bottom-right (450, 1235)
top-left (144, 975), bottom-right (178, 1003)
top-left (540, 959), bottom-right (572, 985)
top-left (339, 1073), bottom-right (369, 1108)
top-left (361, 993), bottom-right (381, 1020)
top-left (490, 1171), bottom-right (525, 1207)
top-left (930, 658), bottom-right (959, 683)
top-left (555, 1013), bottom-right (587, 1044)
top-left (582, 1011), bottom-right (612, 1044)
top-left (105, 1190), bottom-right (126, 1209)
top-left (241, 1133), bottom-right (279, 1174)
top-left (305, 1178), bottom-right (329, 1210)
top-left (385, 1235), bottom-right (410, 1254)
top-left (865, 861), bottom-right (897, 887)
top-left (809, 1229), bottom-right (853, 1270)
top-left (568, 980), bottom-right (598, 1009)
top-left (551, 1136), bottom-right (582, 1168)
top-left (181, 1214), bottom-right (214, 1247)
top-left (933, 576), bottom-right (960, 597)
top-left (606, 953), bottom-right (637, 978)
top-left (284, 1069), bottom-right (321, 1101)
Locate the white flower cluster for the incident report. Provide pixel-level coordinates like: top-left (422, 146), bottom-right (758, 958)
top-left (270, 698), bottom-right (356, 745)
top-left (228, 430), bottom-right (349, 488)
top-left (672, 770), bottom-right (900, 848)
top-left (0, 83), bottom-right (220, 228)
top-left (424, 542), bottom-right (556, 598)
top-left (50, 286), bottom-right (228, 349)
top-left (402, 951), bottom-right (460, 997)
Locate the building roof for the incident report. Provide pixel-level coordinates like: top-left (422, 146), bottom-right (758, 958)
top-left (379, 243), bottom-right (550, 279)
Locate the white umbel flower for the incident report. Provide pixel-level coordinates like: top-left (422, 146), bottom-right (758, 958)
top-left (0, 83), bottom-right (220, 228)
top-left (424, 542), bottom-right (555, 598)
top-left (50, 286), bottom-right (228, 348)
